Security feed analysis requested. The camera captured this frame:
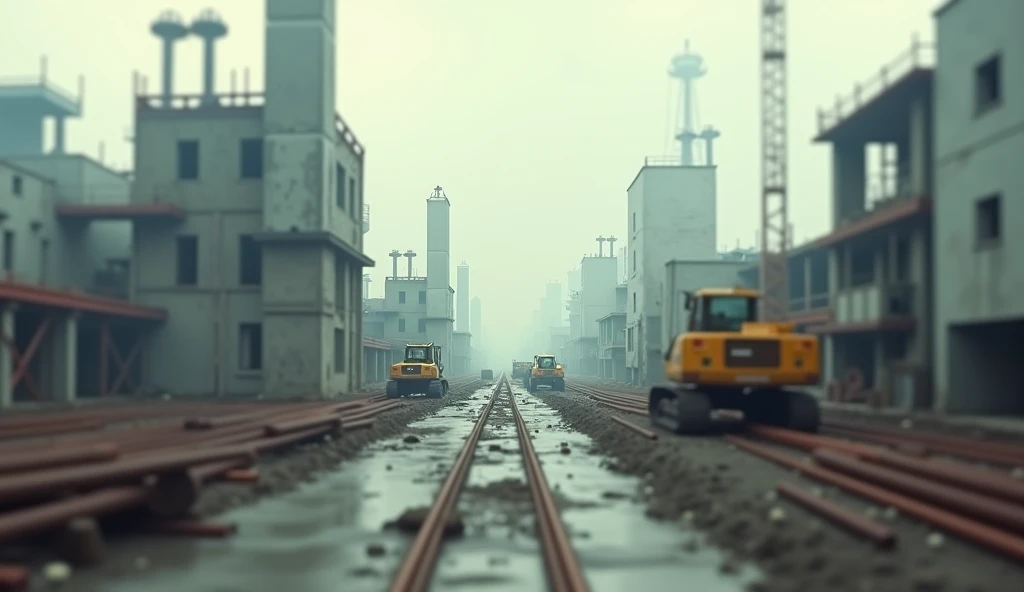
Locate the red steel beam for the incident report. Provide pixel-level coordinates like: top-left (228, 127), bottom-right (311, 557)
top-left (0, 281), bottom-right (167, 321)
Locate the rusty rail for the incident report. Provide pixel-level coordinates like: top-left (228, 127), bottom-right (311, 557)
top-left (775, 481), bottom-right (895, 548)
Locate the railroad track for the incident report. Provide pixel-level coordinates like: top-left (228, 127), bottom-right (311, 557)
top-left (567, 380), bottom-right (1024, 563)
top-left (389, 374), bottom-right (589, 592)
top-left (0, 377), bottom-right (485, 589)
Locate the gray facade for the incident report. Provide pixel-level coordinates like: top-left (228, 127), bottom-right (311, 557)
top-left (933, 0), bottom-right (1024, 413)
top-left (626, 162), bottom-right (717, 385)
top-left (424, 192), bottom-right (454, 371)
top-left (132, 0), bottom-right (372, 398)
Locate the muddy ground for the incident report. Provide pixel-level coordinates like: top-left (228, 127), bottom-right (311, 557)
top-left (541, 388), bottom-right (1024, 592)
top-left (194, 379), bottom-right (486, 515)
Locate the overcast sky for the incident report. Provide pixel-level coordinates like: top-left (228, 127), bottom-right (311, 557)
top-left (2, 0), bottom-right (941, 363)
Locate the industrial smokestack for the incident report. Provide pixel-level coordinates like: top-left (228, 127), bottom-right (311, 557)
top-left (389, 250), bottom-right (401, 279)
top-left (404, 250), bottom-right (417, 278)
top-left (701, 126), bottom-right (721, 166)
top-left (150, 11), bottom-right (189, 104)
top-left (607, 235), bottom-right (617, 257)
top-left (190, 9), bottom-right (228, 105)
top-left (596, 236), bottom-right (606, 257)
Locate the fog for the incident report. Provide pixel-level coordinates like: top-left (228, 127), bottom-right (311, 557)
top-left (1, 0), bottom-right (940, 368)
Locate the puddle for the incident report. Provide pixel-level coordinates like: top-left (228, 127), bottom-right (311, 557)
top-left (435, 383), bottom-right (757, 592)
top-left (63, 384), bottom-right (755, 592)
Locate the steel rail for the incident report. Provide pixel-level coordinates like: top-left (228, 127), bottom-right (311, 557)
top-left (508, 377), bottom-right (591, 592)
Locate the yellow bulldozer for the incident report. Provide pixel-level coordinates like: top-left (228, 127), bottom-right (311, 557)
top-left (649, 287), bottom-right (821, 434)
top-left (386, 343), bottom-right (449, 399)
top-left (527, 354), bottom-right (565, 393)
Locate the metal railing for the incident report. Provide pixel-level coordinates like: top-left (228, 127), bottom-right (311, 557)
top-left (335, 114), bottom-right (365, 161)
top-left (0, 75), bottom-right (81, 108)
top-left (135, 92), bottom-right (265, 111)
top-left (816, 37), bottom-right (936, 135)
top-left (788, 291), bottom-right (830, 312)
top-left (643, 156), bottom-right (683, 167)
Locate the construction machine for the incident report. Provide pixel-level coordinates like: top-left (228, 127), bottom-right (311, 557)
top-left (527, 354), bottom-right (565, 393)
top-left (511, 361), bottom-right (532, 383)
top-left (386, 343), bottom-right (449, 399)
top-left (650, 287), bottom-right (821, 434)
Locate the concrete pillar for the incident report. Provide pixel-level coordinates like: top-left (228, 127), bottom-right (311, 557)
top-left (0, 304), bottom-right (15, 409)
top-left (803, 256), bottom-right (812, 309)
top-left (831, 142), bottom-right (867, 228)
top-left (52, 312), bottom-right (79, 402)
top-left (827, 248), bottom-right (840, 301)
top-left (908, 97), bottom-right (932, 196)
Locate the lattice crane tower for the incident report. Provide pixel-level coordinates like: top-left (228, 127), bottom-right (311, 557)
top-left (759, 0), bottom-right (789, 321)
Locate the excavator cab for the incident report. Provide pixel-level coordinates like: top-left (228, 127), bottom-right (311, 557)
top-left (651, 287), bottom-right (821, 435)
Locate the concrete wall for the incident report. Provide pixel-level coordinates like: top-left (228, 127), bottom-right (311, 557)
top-left (580, 256), bottom-right (617, 339)
top-left (626, 164), bottom-right (717, 384)
top-left (424, 196), bottom-right (454, 369)
top-left (933, 0), bottom-right (1024, 412)
top-left (0, 162), bottom-right (55, 283)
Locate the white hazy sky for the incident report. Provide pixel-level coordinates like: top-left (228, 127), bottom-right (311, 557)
top-left (2, 0), bottom-right (941, 362)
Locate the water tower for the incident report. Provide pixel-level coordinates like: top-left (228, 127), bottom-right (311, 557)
top-left (668, 40), bottom-right (707, 165)
top-left (190, 9), bottom-right (228, 105)
top-left (151, 11), bottom-right (189, 104)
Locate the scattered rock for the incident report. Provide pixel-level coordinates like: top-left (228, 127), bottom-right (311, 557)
top-left (57, 517), bottom-right (104, 567)
top-left (488, 444), bottom-right (502, 452)
top-left (403, 435), bottom-right (421, 444)
top-left (387, 507), bottom-right (465, 538)
top-left (366, 543), bottom-right (386, 557)
top-left (559, 445), bottom-right (571, 455)
top-left (43, 561), bottom-right (72, 585)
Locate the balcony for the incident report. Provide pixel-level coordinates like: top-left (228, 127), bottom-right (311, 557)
top-left (832, 282), bottom-right (916, 329)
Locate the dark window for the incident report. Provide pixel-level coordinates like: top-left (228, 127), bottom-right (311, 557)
top-left (632, 212), bottom-right (636, 232)
top-left (334, 329), bottom-right (345, 372)
top-left (399, 291), bottom-right (406, 304)
top-left (975, 54), bottom-right (1002, 114)
top-left (632, 250), bottom-right (636, 272)
top-left (418, 290), bottom-right (426, 304)
top-left (632, 292), bottom-right (636, 312)
top-left (976, 194), bottom-right (1001, 246)
top-left (398, 318), bottom-right (406, 332)
top-left (177, 140), bottom-right (199, 180)
top-left (348, 177), bottom-right (356, 215)
top-left (238, 323), bottom-right (262, 370)
top-left (239, 235), bottom-right (261, 285)
top-left (336, 164), bottom-right (346, 210)
top-left (2, 231), bottom-right (13, 272)
top-left (11, 175), bottom-right (22, 195)
top-left (176, 235), bottom-right (198, 285)
top-left (418, 318), bottom-right (427, 333)
top-left (701, 296), bottom-right (758, 332)
top-left (240, 138), bottom-right (263, 179)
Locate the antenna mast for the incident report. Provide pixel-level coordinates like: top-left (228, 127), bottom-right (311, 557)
top-left (759, 0), bottom-right (789, 321)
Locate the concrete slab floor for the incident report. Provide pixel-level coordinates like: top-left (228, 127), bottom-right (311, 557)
top-left (57, 384), bottom-right (756, 592)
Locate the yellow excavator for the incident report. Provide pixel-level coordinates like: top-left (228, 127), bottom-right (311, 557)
top-left (386, 343), bottom-right (449, 399)
top-left (527, 354), bottom-right (565, 393)
top-left (650, 287), bottom-right (821, 434)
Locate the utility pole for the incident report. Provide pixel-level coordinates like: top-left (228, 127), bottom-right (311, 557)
top-left (759, 0), bottom-right (789, 321)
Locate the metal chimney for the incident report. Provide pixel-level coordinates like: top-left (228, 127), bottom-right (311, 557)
top-left (701, 126), bottom-right (721, 166)
top-left (190, 9), bottom-right (228, 105)
top-left (150, 11), bottom-right (189, 104)
top-left (404, 250), bottom-right (417, 278)
top-left (607, 235), bottom-right (617, 256)
top-left (388, 250), bottom-right (401, 279)
top-left (596, 236), bottom-right (606, 257)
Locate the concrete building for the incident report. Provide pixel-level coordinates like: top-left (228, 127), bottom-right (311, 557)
top-left (567, 253), bottom-right (618, 376)
top-left (597, 284), bottom-right (627, 381)
top-left (933, 0), bottom-right (1024, 414)
top-left (809, 38), bottom-right (934, 409)
top-left (123, 2), bottom-right (374, 398)
top-left (626, 158), bottom-right (717, 385)
top-left (470, 296), bottom-right (482, 348)
top-left (738, 241), bottom-right (832, 332)
top-left (424, 187), bottom-right (455, 372)
top-left (453, 262), bottom-right (471, 374)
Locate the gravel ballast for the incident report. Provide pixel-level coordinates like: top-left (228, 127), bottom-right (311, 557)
top-left (540, 388), bottom-right (1024, 592)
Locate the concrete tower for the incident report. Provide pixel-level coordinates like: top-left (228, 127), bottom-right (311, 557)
top-left (190, 9), bottom-right (228, 105)
top-left (259, 0), bottom-right (341, 396)
top-left (425, 186), bottom-right (454, 370)
top-left (456, 262), bottom-right (470, 332)
top-left (403, 250), bottom-right (417, 278)
top-left (0, 58), bottom-right (82, 156)
top-left (669, 40), bottom-right (707, 166)
top-left (151, 11), bottom-right (189, 105)
top-left (471, 297), bottom-right (482, 347)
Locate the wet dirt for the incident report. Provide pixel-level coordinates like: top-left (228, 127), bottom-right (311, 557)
top-left (544, 385), bottom-right (1024, 592)
top-left (433, 382), bottom-right (755, 592)
top-left (31, 381), bottom-right (484, 592)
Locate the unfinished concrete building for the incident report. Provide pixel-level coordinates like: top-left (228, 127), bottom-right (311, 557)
top-left (810, 39), bottom-right (934, 409)
top-left (625, 159), bottom-right (717, 385)
top-left (933, 0), bottom-right (1024, 414)
top-left (597, 284), bottom-right (627, 381)
top-left (127, 2), bottom-right (373, 397)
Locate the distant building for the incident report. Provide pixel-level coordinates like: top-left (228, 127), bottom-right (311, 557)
top-left (566, 254), bottom-right (617, 376)
top-left (596, 284), bottom-right (628, 381)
